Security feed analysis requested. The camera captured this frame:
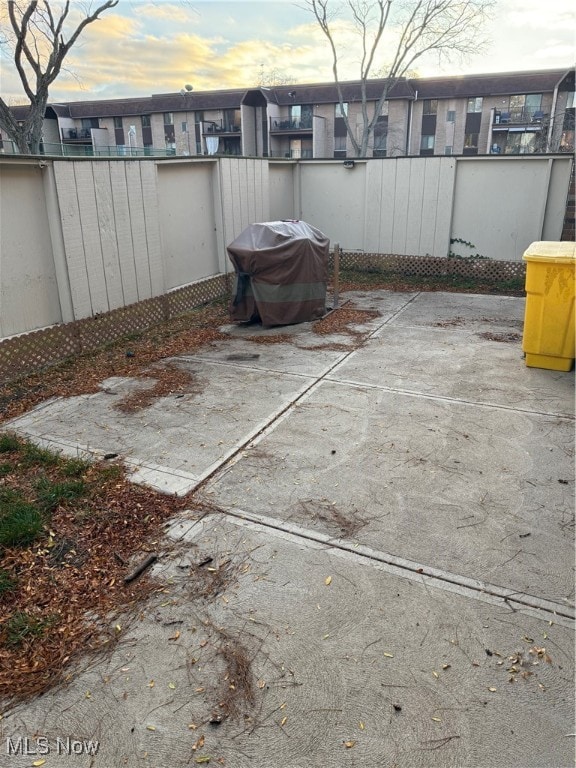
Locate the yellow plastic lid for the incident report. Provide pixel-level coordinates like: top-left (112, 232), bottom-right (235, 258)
top-left (523, 241), bottom-right (576, 264)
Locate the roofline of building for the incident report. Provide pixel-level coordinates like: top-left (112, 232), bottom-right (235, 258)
top-left (7, 66), bottom-right (574, 120)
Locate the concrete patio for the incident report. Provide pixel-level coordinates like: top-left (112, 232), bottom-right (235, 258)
top-left (1, 290), bottom-right (574, 768)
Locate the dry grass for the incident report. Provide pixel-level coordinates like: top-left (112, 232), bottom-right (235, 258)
top-left (298, 499), bottom-right (368, 538)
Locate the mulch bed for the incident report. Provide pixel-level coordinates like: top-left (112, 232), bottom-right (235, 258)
top-left (0, 302), bottom-right (229, 425)
top-left (0, 444), bottom-right (193, 708)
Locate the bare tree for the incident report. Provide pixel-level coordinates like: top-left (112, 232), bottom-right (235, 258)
top-left (0, 0), bottom-right (118, 154)
top-left (303, 0), bottom-right (494, 157)
top-left (257, 65), bottom-right (297, 88)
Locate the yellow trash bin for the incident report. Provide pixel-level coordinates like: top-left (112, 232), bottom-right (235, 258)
top-left (522, 241), bottom-right (575, 372)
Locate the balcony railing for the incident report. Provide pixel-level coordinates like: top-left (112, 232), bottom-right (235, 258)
top-left (62, 128), bottom-right (93, 141)
top-left (5, 142), bottom-right (175, 157)
top-left (270, 117), bottom-right (313, 132)
top-left (202, 121), bottom-right (241, 134)
top-left (494, 107), bottom-right (548, 126)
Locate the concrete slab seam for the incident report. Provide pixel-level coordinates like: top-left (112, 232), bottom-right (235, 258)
top-left (203, 506), bottom-right (575, 626)
top-left (323, 376), bottom-right (576, 420)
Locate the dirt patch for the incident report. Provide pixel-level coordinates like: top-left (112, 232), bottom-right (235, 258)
top-left (114, 362), bottom-right (202, 413)
top-left (477, 331), bottom-right (522, 343)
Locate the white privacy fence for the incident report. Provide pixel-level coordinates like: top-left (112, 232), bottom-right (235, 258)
top-left (0, 154), bottom-right (572, 339)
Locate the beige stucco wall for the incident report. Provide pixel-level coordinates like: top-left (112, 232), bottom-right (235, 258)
top-left (0, 161), bottom-right (62, 336)
top-left (157, 161), bottom-right (219, 288)
top-left (451, 156), bottom-right (572, 259)
top-left (1, 154), bottom-right (572, 337)
top-left (268, 162), bottom-right (295, 220)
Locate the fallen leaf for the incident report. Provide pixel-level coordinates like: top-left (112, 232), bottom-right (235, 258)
top-left (168, 682), bottom-right (176, 689)
top-left (32, 761), bottom-right (46, 767)
top-left (344, 740), bottom-right (356, 748)
top-left (442, 664), bottom-right (451, 670)
top-left (383, 652), bottom-right (394, 658)
top-left (257, 679), bottom-right (266, 689)
top-left (146, 725), bottom-right (156, 731)
top-left (192, 735), bottom-right (205, 751)
top-left (280, 716), bottom-right (288, 726)
top-left (432, 671), bottom-right (439, 678)
top-left (148, 680), bottom-right (155, 688)
top-left (169, 630), bottom-right (181, 641)
top-left (359, 721), bottom-right (365, 730)
top-left (325, 576), bottom-right (332, 586)
top-left (431, 717), bottom-right (441, 722)
top-left (195, 758), bottom-right (211, 765)
top-left (488, 687), bottom-right (497, 692)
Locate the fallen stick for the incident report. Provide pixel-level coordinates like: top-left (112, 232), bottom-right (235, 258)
top-left (124, 553), bottom-right (158, 583)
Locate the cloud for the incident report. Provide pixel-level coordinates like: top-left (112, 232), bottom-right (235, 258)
top-left (139, 3), bottom-right (199, 23)
top-left (503, 0), bottom-right (575, 31)
top-left (0, 0), bottom-right (572, 105)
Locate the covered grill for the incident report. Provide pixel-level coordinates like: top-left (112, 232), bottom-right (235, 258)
top-left (227, 220), bottom-right (329, 326)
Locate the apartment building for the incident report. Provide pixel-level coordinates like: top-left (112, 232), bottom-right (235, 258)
top-left (5, 67), bottom-right (574, 159)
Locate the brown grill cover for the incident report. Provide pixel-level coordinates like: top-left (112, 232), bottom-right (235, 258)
top-left (227, 220), bottom-right (329, 325)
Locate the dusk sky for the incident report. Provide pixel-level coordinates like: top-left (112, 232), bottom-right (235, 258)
top-left (1, 0), bottom-right (574, 103)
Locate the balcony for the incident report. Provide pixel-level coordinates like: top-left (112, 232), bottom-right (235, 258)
top-left (493, 107), bottom-right (548, 126)
top-left (269, 117), bottom-right (313, 133)
top-left (202, 121), bottom-right (241, 135)
top-left (61, 128), bottom-right (93, 142)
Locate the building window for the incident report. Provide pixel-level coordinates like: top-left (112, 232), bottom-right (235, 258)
top-left (289, 104), bottom-right (312, 129)
top-left (420, 135), bottom-right (435, 150)
top-left (464, 133), bottom-right (478, 148)
top-left (505, 131), bottom-right (536, 154)
top-left (467, 97), bottom-right (483, 113)
top-left (224, 108), bottom-right (241, 131)
top-left (423, 100), bottom-right (438, 115)
top-left (113, 117), bottom-right (122, 128)
top-left (446, 110), bottom-right (456, 122)
top-left (445, 145), bottom-right (452, 155)
top-left (290, 139), bottom-right (302, 158)
top-left (335, 102), bottom-right (348, 118)
top-left (81, 118), bottom-right (99, 129)
top-left (334, 135), bottom-right (346, 158)
top-left (181, 121), bottom-right (188, 133)
top-left (164, 112), bottom-right (174, 125)
top-left (373, 133), bottom-right (387, 157)
top-left (141, 115), bottom-right (151, 127)
top-left (509, 93), bottom-right (542, 121)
